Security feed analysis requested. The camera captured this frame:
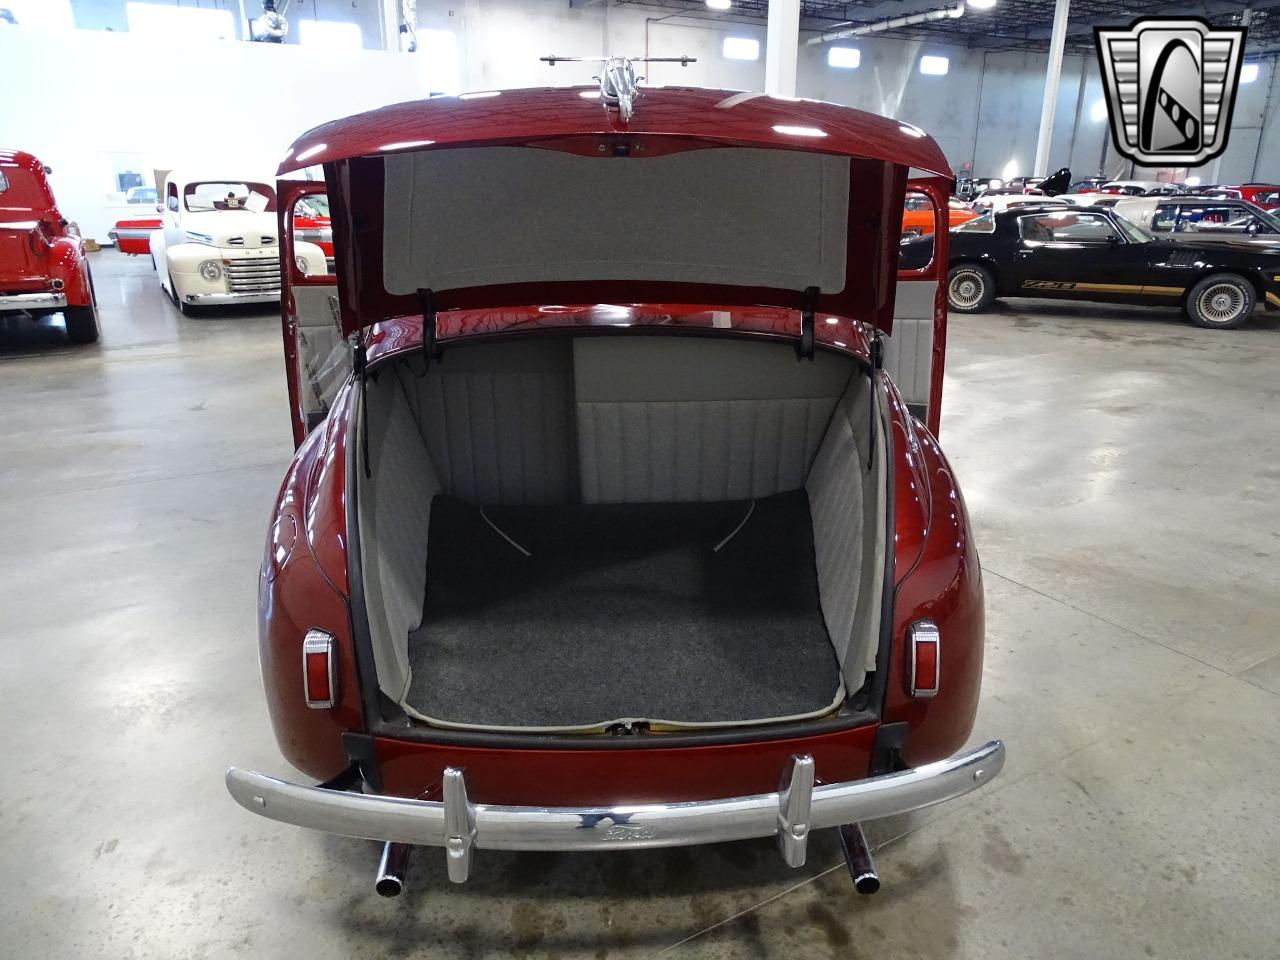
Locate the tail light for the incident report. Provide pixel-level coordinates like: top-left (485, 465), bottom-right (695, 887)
top-left (302, 629), bottom-right (337, 709)
top-left (907, 620), bottom-right (940, 699)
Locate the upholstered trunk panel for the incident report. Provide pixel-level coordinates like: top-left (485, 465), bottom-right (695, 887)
top-left (414, 340), bottom-right (575, 505)
top-left (573, 337), bottom-right (854, 504)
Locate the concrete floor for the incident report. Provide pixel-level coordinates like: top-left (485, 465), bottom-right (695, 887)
top-left (2, 252), bottom-right (1279, 959)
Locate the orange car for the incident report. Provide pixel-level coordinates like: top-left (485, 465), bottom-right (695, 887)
top-left (902, 197), bottom-right (977, 237)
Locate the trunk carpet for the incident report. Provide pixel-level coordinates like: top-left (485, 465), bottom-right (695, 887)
top-left (405, 490), bottom-right (842, 729)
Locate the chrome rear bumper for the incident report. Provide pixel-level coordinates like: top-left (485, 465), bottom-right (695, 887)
top-left (226, 739), bottom-right (1004, 882)
top-left (0, 292), bottom-right (67, 312)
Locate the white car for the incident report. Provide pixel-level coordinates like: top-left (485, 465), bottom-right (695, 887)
top-left (149, 172), bottom-right (326, 314)
top-left (970, 193), bottom-right (1072, 214)
top-left (1098, 180), bottom-right (1180, 196)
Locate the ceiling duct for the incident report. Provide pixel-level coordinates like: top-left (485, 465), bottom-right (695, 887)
top-left (249, 0), bottom-right (289, 42)
top-left (805, 4), bottom-right (965, 44)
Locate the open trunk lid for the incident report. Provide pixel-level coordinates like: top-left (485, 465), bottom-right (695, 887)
top-left (277, 86), bottom-right (951, 338)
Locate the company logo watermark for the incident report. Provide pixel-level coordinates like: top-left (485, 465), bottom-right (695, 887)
top-left (1094, 17), bottom-right (1246, 166)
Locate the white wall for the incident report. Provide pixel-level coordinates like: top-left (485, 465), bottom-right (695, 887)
top-left (0, 26), bottom-right (435, 241)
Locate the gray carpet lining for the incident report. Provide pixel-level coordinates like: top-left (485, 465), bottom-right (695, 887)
top-left (405, 490), bottom-right (843, 730)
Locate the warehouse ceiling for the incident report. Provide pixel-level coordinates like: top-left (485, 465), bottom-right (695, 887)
top-left (614, 0), bottom-right (1280, 55)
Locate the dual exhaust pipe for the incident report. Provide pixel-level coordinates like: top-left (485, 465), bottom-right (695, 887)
top-left (372, 823), bottom-right (879, 898)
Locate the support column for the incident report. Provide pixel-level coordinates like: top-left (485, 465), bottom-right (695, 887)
top-left (1033, 0), bottom-right (1071, 176)
top-left (380, 0), bottom-right (399, 52)
top-left (765, 0), bottom-right (800, 98)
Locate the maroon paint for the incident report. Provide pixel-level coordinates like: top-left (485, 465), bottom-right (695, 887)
top-left (375, 726), bottom-right (878, 806)
top-left (278, 87), bottom-right (951, 178)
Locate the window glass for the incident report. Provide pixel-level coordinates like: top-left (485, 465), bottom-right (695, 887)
top-left (1174, 204), bottom-right (1271, 234)
top-left (1152, 204), bottom-right (1179, 231)
top-left (0, 170), bottom-right (8, 194)
top-left (166, 182), bottom-right (179, 212)
top-left (184, 181), bottom-right (277, 213)
top-left (291, 194), bottom-right (335, 278)
top-left (956, 212), bottom-right (995, 233)
top-left (1018, 211), bottom-right (1119, 243)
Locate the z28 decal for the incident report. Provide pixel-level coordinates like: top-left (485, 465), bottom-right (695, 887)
top-left (1022, 280), bottom-right (1183, 295)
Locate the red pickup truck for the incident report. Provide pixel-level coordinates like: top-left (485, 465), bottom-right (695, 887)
top-left (0, 150), bottom-right (99, 343)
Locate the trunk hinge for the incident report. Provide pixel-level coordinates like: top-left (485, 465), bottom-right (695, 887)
top-left (417, 287), bottom-right (440, 372)
top-left (867, 326), bottom-right (883, 471)
top-left (796, 285), bottom-right (819, 361)
top-left (354, 331), bottom-right (371, 479)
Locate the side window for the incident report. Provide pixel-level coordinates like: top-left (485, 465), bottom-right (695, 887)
top-left (1179, 204), bottom-right (1252, 234)
top-left (1019, 212), bottom-right (1118, 243)
top-left (0, 170), bottom-right (8, 193)
top-left (1152, 205), bottom-right (1178, 231)
top-left (901, 189), bottom-right (936, 239)
top-left (166, 181), bottom-right (178, 212)
top-left (290, 193), bottom-right (336, 279)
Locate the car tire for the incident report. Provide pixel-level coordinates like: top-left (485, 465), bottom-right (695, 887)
top-left (64, 266), bottom-right (100, 344)
top-left (1185, 273), bottom-right (1255, 329)
top-left (168, 272), bottom-right (194, 316)
top-left (64, 304), bottom-right (99, 343)
top-left (947, 263), bottom-right (996, 313)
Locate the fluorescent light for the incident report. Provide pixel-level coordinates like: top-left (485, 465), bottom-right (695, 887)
top-left (899, 123), bottom-right (926, 138)
top-left (723, 37), bottom-right (760, 61)
top-left (773, 125), bottom-right (827, 138)
top-left (967, 0), bottom-right (997, 8)
top-left (1242, 62), bottom-right (1260, 83)
top-left (920, 55), bottom-right (949, 76)
top-left (828, 46), bottom-right (861, 69)
top-left (1090, 99), bottom-right (1108, 122)
top-left (295, 143), bottom-right (328, 162)
top-left (459, 91), bottom-right (500, 99)
top-left (298, 20), bottom-right (362, 51)
top-left (579, 89), bottom-right (600, 99)
top-left (379, 140), bottom-right (435, 152)
top-left (706, 0), bottom-right (732, 8)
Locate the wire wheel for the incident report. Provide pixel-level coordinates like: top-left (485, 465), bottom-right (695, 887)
top-left (1196, 282), bottom-right (1247, 325)
top-left (949, 269), bottom-right (986, 310)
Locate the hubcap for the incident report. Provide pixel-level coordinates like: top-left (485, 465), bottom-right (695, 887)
top-left (1198, 283), bottom-right (1245, 324)
top-left (950, 272), bottom-right (984, 309)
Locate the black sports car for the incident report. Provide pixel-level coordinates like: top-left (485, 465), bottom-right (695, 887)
top-left (900, 203), bottom-right (1280, 329)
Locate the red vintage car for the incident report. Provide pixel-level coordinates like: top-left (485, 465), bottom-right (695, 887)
top-left (0, 150), bottom-right (99, 343)
top-left (226, 80), bottom-right (1004, 896)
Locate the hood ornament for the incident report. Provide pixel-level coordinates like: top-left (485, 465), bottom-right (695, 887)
top-left (541, 55), bottom-right (695, 124)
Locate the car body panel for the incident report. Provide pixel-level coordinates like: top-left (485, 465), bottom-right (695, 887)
top-left (0, 150), bottom-right (93, 313)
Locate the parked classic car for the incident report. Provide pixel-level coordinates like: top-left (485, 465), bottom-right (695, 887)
top-left (1113, 195), bottom-right (1280, 245)
top-left (0, 149), bottom-right (99, 343)
top-left (149, 172), bottom-right (325, 314)
top-left (903, 203), bottom-right (1280, 328)
top-left (1202, 183), bottom-right (1280, 208)
top-left (901, 194), bottom-right (976, 237)
top-left (224, 82), bottom-right (1005, 895)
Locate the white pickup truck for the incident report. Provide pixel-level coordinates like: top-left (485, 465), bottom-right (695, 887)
top-left (149, 172), bottom-right (326, 314)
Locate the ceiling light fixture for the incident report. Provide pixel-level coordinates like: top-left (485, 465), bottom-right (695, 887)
top-left (706, 0), bottom-right (732, 9)
top-left (967, 0), bottom-right (997, 9)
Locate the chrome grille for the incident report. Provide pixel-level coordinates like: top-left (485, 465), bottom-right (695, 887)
top-left (225, 257), bottom-right (281, 293)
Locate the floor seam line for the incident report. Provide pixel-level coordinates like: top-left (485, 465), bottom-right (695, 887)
top-left (0, 457), bottom-right (288, 505)
top-left (982, 566), bottom-right (1237, 678)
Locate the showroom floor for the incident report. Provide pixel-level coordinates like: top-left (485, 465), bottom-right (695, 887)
top-left (2, 252), bottom-right (1279, 959)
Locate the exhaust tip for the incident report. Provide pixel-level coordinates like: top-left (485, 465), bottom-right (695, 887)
top-left (375, 875), bottom-right (404, 898)
top-left (853, 872), bottom-right (881, 896)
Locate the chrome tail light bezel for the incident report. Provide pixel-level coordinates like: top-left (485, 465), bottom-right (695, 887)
top-left (302, 628), bottom-right (337, 709)
top-left (907, 620), bottom-right (940, 699)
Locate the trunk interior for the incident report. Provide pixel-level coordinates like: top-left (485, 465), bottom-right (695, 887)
top-left (356, 334), bottom-right (887, 733)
